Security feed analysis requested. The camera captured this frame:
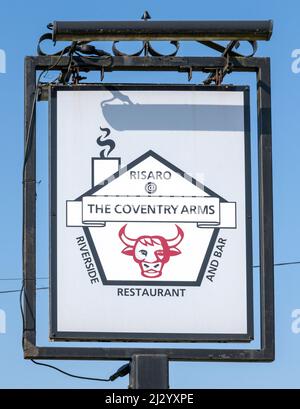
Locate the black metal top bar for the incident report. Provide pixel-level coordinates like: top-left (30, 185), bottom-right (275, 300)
top-left (29, 55), bottom-right (266, 73)
top-left (52, 20), bottom-right (273, 42)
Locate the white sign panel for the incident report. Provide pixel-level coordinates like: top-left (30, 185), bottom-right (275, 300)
top-left (50, 85), bottom-right (253, 342)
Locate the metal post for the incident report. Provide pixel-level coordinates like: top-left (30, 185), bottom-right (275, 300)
top-left (23, 57), bottom-right (37, 352)
top-left (257, 59), bottom-right (275, 359)
top-left (129, 355), bottom-right (169, 389)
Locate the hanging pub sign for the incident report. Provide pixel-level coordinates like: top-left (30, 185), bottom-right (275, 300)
top-left (50, 84), bottom-right (253, 342)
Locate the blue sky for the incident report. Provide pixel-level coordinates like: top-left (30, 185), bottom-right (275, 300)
top-left (0, 0), bottom-right (300, 389)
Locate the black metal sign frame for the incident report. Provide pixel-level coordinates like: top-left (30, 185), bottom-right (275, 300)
top-left (24, 54), bottom-right (274, 362)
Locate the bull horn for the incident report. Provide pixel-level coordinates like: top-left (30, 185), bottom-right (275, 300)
top-left (166, 225), bottom-right (184, 247)
top-left (119, 224), bottom-right (136, 246)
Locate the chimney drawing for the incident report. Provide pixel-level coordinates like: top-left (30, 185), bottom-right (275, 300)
top-left (92, 157), bottom-right (121, 188)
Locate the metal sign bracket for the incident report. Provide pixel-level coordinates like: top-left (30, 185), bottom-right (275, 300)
top-left (23, 14), bottom-right (274, 389)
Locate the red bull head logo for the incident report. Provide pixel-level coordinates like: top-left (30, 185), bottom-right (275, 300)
top-left (119, 224), bottom-right (184, 278)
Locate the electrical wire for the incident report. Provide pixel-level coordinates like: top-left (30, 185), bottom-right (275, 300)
top-left (22, 77), bottom-right (42, 182)
top-left (19, 286), bottom-right (122, 383)
top-left (1, 260), bottom-right (299, 293)
top-left (19, 278), bottom-right (126, 384)
top-left (0, 277), bottom-right (48, 281)
top-left (0, 260), bottom-right (297, 283)
top-left (253, 261), bottom-right (300, 268)
top-left (14, 256), bottom-right (298, 384)
top-left (18, 70), bottom-right (130, 384)
top-left (30, 360), bottom-right (111, 382)
top-left (21, 72), bottom-right (49, 350)
top-left (19, 282), bottom-right (25, 349)
top-left (42, 48), bottom-right (69, 79)
top-left (0, 287), bottom-right (48, 294)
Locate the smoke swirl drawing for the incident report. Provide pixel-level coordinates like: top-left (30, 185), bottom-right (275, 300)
top-left (97, 127), bottom-right (116, 158)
